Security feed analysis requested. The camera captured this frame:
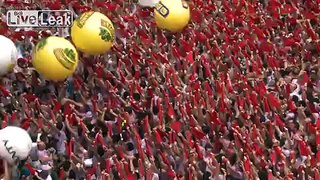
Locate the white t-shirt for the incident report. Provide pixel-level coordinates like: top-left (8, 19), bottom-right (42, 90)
top-left (290, 79), bottom-right (302, 100)
top-left (30, 143), bottom-right (39, 161)
top-left (54, 131), bottom-right (66, 154)
top-left (151, 173), bottom-right (159, 180)
top-left (37, 150), bottom-right (52, 170)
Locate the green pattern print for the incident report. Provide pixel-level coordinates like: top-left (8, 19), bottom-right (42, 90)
top-left (36, 38), bottom-right (47, 51)
top-left (99, 27), bottom-right (112, 42)
top-left (76, 14), bottom-right (85, 28)
top-left (63, 48), bottom-right (76, 62)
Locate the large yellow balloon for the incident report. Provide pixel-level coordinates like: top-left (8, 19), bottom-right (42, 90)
top-left (32, 36), bottom-right (79, 81)
top-left (71, 11), bottom-right (115, 55)
top-left (154, 0), bottom-right (190, 32)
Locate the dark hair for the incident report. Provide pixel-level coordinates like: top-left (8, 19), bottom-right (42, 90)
top-left (133, 93), bottom-right (141, 101)
top-left (40, 133), bottom-right (48, 142)
top-left (68, 170), bottom-right (76, 179)
top-left (123, 91), bottom-right (130, 99)
top-left (258, 169), bottom-right (269, 180)
top-left (138, 126), bottom-right (144, 139)
top-left (304, 109), bottom-right (312, 118)
top-left (112, 168), bottom-right (121, 180)
top-left (62, 161), bottom-right (71, 171)
top-left (203, 171), bottom-right (211, 180)
top-left (292, 95), bottom-right (299, 104)
top-left (97, 145), bottom-right (105, 157)
top-left (38, 170), bottom-right (49, 179)
top-left (88, 150), bottom-right (94, 158)
top-left (127, 142), bottom-right (135, 151)
top-left (140, 80), bottom-right (147, 88)
top-left (77, 127), bottom-right (83, 137)
top-left (230, 153), bottom-right (238, 165)
top-left (201, 125), bottom-right (210, 134)
top-left (279, 95), bottom-right (284, 100)
top-left (202, 108), bottom-right (206, 115)
top-left (293, 121), bottom-right (300, 130)
top-left (102, 128), bottom-right (108, 137)
top-left (56, 121), bottom-right (64, 131)
top-left (152, 106), bottom-right (159, 115)
top-left (279, 69), bottom-right (289, 77)
top-left (124, 106), bottom-right (133, 114)
top-left (112, 134), bottom-right (121, 143)
top-left (299, 100), bottom-right (306, 107)
top-left (122, 130), bottom-right (129, 142)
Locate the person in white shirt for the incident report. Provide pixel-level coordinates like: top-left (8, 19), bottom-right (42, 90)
top-left (37, 142), bottom-right (53, 171)
top-left (53, 121), bottom-right (67, 156)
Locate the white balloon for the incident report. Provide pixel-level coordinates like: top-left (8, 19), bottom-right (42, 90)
top-left (0, 35), bottom-right (18, 76)
top-left (138, 0), bottom-right (160, 7)
top-left (0, 126), bottom-right (32, 164)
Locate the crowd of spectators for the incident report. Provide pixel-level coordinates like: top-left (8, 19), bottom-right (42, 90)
top-left (0, 0), bottom-right (320, 179)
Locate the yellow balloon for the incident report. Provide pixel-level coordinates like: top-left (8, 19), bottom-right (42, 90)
top-left (71, 11), bottom-right (115, 55)
top-left (154, 0), bottom-right (190, 32)
top-left (32, 36), bottom-right (79, 81)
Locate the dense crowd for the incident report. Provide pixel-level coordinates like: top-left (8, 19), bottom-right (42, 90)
top-left (0, 0), bottom-right (320, 179)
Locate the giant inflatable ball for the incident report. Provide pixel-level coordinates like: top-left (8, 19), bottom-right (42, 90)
top-left (71, 11), bottom-right (115, 55)
top-left (138, 0), bottom-right (160, 7)
top-left (32, 36), bottom-right (79, 81)
top-left (0, 126), bottom-right (32, 164)
top-left (154, 0), bottom-right (190, 32)
top-left (0, 35), bottom-right (18, 76)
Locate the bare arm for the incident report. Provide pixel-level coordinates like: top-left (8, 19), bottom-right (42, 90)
top-left (65, 116), bottom-right (77, 137)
